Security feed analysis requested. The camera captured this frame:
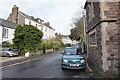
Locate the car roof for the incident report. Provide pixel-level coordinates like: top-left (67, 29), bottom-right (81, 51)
top-left (65, 47), bottom-right (77, 49)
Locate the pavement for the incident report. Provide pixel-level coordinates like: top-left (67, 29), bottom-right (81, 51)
top-left (0, 56), bottom-right (25, 63)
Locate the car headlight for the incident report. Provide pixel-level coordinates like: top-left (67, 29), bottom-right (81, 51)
top-left (63, 59), bottom-right (68, 63)
top-left (81, 60), bottom-right (85, 63)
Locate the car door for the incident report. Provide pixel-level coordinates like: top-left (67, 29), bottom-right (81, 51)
top-left (2, 48), bottom-right (7, 56)
top-left (0, 48), bottom-right (3, 56)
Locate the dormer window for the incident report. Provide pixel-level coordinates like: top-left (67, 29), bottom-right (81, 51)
top-left (38, 19), bottom-right (41, 23)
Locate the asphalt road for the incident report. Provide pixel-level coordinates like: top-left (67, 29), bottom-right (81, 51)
top-left (2, 50), bottom-right (93, 78)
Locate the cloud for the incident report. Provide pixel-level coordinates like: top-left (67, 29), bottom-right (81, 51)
top-left (0, 0), bottom-right (85, 35)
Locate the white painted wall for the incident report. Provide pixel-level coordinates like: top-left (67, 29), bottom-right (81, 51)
top-left (2, 27), bottom-right (15, 43)
top-left (62, 36), bottom-right (72, 44)
top-left (0, 25), bottom-right (2, 44)
top-left (25, 18), bottom-right (55, 39)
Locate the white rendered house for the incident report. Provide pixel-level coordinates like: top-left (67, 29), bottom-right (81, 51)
top-left (0, 18), bottom-right (17, 44)
top-left (7, 5), bottom-right (55, 39)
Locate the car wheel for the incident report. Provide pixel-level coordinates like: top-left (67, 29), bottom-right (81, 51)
top-left (62, 67), bottom-right (65, 70)
top-left (82, 68), bottom-right (86, 71)
top-left (62, 66), bottom-right (66, 70)
top-left (7, 54), bottom-right (10, 57)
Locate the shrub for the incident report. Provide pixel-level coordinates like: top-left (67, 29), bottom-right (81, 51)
top-left (1, 41), bottom-right (12, 47)
top-left (12, 25), bottom-right (43, 54)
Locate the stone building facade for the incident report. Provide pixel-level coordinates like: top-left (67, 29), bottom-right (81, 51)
top-left (84, 1), bottom-right (120, 77)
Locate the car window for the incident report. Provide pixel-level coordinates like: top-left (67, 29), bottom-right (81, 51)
top-left (64, 48), bottom-right (77, 55)
top-left (7, 48), bottom-right (18, 51)
top-left (2, 48), bottom-right (5, 51)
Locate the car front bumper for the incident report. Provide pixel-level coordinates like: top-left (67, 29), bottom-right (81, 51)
top-left (10, 54), bottom-right (18, 56)
top-left (62, 63), bottom-right (86, 69)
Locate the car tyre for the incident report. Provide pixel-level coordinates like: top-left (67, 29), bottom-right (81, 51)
top-left (62, 67), bottom-right (66, 70)
top-left (62, 66), bottom-right (66, 70)
top-left (7, 54), bottom-right (10, 57)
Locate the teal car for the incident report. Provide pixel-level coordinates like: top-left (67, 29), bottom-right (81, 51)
top-left (61, 47), bottom-right (86, 70)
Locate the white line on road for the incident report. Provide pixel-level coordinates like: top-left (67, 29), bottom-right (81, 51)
top-left (0, 57), bottom-right (40, 70)
top-left (86, 64), bottom-right (92, 73)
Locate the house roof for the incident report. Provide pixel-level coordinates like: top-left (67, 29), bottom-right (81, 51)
top-left (19, 11), bottom-right (55, 30)
top-left (0, 18), bottom-right (18, 29)
top-left (19, 11), bottom-right (39, 23)
top-left (43, 23), bottom-right (55, 30)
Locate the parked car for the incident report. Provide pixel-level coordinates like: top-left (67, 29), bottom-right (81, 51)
top-left (61, 47), bottom-right (86, 70)
top-left (0, 48), bottom-right (21, 57)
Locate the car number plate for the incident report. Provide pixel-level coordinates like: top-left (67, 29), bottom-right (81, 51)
top-left (70, 64), bottom-right (79, 66)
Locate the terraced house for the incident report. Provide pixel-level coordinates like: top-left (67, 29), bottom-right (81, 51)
top-left (0, 18), bottom-right (18, 44)
top-left (7, 5), bottom-right (55, 39)
top-left (84, 1), bottom-right (120, 77)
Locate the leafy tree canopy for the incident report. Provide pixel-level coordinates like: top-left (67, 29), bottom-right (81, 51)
top-left (69, 17), bottom-right (85, 41)
top-left (12, 25), bottom-right (43, 53)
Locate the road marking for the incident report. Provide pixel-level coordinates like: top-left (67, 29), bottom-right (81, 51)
top-left (0, 57), bottom-right (40, 70)
top-left (86, 64), bottom-right (92, 73)
top-left (73, 75), bottom-right (80, 78)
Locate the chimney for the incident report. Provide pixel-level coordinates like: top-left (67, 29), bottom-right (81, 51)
top-left (44, 22), bottom-right (50, 26)
top-left (12, 5), bottom-right (19, 14)
top-left (7, 5), bottom-right (19, 24)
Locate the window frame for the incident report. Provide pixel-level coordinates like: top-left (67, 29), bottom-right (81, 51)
top-left (2, 28), bottom-right (8, 38)
top-left (89, 29), bottom-right (97, 47)
top-left (29, 21), bottom-right (31, 25)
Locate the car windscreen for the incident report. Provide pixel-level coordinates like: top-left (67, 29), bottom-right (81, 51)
top-left (64, 48), bottom-right (77, 55)
top-left (7, 48), bottom-right (18, 51)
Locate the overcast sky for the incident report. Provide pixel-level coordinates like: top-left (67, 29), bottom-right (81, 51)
top-left (0, 0), bottom-right (86, 35)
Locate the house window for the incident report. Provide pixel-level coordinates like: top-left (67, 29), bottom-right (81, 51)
top-left (45, 28), bottom-right (47, 32)
top-left (2, 28), bottom-right (8, 38)
top-left (41, 26), bottom-right (43, 31)
top-left (90, 32), bottom-right (96, 45)
top-left (88, 2), bottom-right (94, 22)
top-left (29, 21), bottom-right (31, 25)
top-left (49, 29), bottom-right (51, 33)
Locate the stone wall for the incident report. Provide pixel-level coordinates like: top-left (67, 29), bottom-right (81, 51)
top-left (118, 1), bottom-right (120, 76)
top-left (86, 2), bottom-right (103, 72)
top-left (86, 2), bottom-right (101, 32)
top-left (18, 12), bottom-right (25, 25)
top-left (100, 2), bottom-right (119, 76)
top-left (87, 24), bottom-right (103, 72)
top-left (86, 2), bottom-right (120, 77)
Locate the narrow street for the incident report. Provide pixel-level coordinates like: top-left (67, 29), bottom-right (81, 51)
top-left (2, 50), bottom-right (93, 78)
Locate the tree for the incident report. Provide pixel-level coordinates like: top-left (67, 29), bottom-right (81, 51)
top-left (69, 4), bottom-right (86, 41)
top-left (12, 25), bottom-right (43, 54)
top-left (69, 17), bottom-right (85, 41)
